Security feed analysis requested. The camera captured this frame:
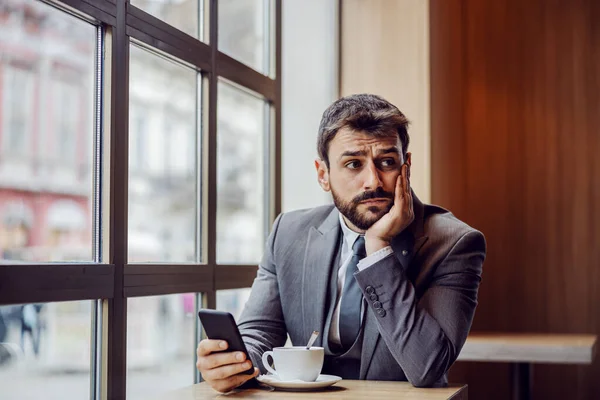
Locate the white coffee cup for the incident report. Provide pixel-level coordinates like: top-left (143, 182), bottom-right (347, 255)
top-left (261, 346), bottom-right (324, 382)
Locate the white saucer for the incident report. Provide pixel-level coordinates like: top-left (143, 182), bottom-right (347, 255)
top-left (256, 374), bottom-right (342, 391)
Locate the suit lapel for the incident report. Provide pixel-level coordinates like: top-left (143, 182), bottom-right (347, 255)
top-left (302, 208), bottom-right (340, 345)
top-left (360, 192), bottom-right (429, 378)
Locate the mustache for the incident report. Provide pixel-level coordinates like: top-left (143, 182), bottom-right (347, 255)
top-left (352, 188), bottom-right (394, 204)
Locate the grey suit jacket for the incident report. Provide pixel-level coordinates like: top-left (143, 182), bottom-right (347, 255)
top-left (238, 194), bottom-right (486, 387)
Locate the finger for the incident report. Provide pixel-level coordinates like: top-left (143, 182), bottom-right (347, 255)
top-left (406, 188), bottom-right (414, 220)
top-left (212, 367), bottom-right (259, 393)
top-left (406, 170), bottom-right (413, 201)
top-left (197, 339), bottom-right (228, 357)
top-left (200, 351), bottom-right (247, 371)
top-left (403, 164), bottom-right (410, 195)
top-left (395, 173), bottom-right (403, 204)
top-left (396, 166), bottom-right (407, 204)
top-left (404, 172), bottom-right (413, 205)
top-left (203, 360), bottom-right (253, 381)
top-left (227, 368), bottom-right (260, 390)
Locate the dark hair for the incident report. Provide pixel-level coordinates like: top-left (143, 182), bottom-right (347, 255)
top-left (317, 94), bottom-right (410, 167)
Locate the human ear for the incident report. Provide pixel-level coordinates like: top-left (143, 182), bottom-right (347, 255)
top-left (315, 159), bottom-right (331, 192)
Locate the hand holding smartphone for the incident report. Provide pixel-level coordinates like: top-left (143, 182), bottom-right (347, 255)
top-left (197, 309), bottom-right (254, 375)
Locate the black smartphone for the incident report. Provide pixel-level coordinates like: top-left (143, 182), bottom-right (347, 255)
top-left (197, 309), bottom-right (254, 375)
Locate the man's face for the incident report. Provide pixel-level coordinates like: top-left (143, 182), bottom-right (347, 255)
top-left (315, 127), bottom-right (410, 232)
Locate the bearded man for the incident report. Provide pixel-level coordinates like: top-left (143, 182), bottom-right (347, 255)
top-left (196, 94), bottom-right (486, 392)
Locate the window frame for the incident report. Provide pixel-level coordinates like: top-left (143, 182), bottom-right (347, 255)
top-left (0, 0), bottom-right (282, 398)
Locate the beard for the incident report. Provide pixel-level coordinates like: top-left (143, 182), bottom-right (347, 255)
top-left (331, 186), bottom-right (394, 230)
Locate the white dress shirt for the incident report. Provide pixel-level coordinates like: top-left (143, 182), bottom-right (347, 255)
top-left (328, 213), bottom-right (394, 346)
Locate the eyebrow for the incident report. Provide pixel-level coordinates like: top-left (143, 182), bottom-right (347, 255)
top-left (338, 146), bottom-right (400, 161)
top-left (376, 147), bottom-right (400, 156)
top-left (339, 149), bottom-right (367, 159)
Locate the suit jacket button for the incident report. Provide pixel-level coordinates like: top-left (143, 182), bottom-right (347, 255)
top-left (365, 286), bottom-right (375, 295)
top-left (373, 301), bottom-right (382, 309)
top-left (369, 293), bottom-right (378, 301)
top-left (377, 309), bottom-right (386, 317)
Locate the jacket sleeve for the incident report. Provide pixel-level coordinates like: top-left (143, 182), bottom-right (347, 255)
top-left (354, 230), bottom-right (486, 387)
top-left (237, 213), bottom-right (287, 373)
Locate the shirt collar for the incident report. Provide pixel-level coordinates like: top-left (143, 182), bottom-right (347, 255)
top-left (338, 212), bottom-right (362, 251)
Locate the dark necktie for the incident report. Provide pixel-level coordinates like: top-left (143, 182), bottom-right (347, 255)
top-left (339, 236), bottom-right (366, 350)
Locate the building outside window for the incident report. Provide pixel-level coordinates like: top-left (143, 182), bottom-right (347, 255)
top-left (2, 65), bottom-right (34, 156)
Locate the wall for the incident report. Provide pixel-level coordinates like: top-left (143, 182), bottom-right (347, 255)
top-left (283, 0), bottom-right (430, 211)
top-left (430, 0), bottom-right (600, 399)
top-left (340, 0), bottom-right (431, 203)
top-left (281, 0), bottom-right (338, 212)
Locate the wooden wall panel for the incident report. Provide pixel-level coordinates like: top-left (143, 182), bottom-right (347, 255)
top-left (429, 0), bottom-right (466, 211)
top-left (431, 0), bottom-right (600, 399)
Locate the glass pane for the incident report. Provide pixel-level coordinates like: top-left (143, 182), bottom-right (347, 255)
top-left (0, 301), bottom-right (92, 399)
top-left (128, 45), bottom-right (198, 263)
top-left (217, 82), bottom-right (265, 264)
top-left (0, 0), bottom-right (96, 262)
top-left (219, 0), bottom-right (266, 73)
top-left (130, 0), bottom-right (199, 39)
top-left (127, 294), bottom-right (196, 399)
top-left (217, 288), bottom-right (252, 321)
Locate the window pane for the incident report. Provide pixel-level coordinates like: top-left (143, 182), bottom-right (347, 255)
top-left (217, 288), bottom-right (252, 321)
top-left (0, 301), bottom-right (92, 400)
top-left (130, 0), bottom-right (199, 39)
top-left (127, 294), bottom-right (196, 399)
top-left (217, 82), bottom-right (265, 264)
top-left (219, 0), bottom-right (267, 73)
top-left (129, 45), bottom-right (199, 263)
top-left (0, 0), bottom-right (96, 262)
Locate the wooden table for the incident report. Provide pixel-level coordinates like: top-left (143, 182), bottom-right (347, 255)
top-left (457, 333), bottom-right (597, 400)
top-left (152, 380), bottom-right (468, 400)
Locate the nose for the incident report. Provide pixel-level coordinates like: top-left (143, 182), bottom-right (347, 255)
top-left (362, 160), bottom-right (383, 191)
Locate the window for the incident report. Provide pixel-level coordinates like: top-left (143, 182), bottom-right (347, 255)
top-left (217, 288), bottom-right (252, 320)
top-left (219, 0), bottom-right (268, 74)
top-left (217, 81), bottom-right (267, 264)
top-left (126, 294), bottom-right (197, 400)
top-left (130, 0), bottom-right (200, 39)
top-left (0, 0), bottom-right (281, 398)
top-left (0, 301), bottom-right (93, 400)
top-left (129, 105), bottom-right (147, 173)
top-left (0, 0), bottom-right (96, 263)
top-left (128, 45), bottom-right (198, 263)
top-left (52, 79), bottom-right (79, 163)
top-left (2, 65), bottom-right (34, 155)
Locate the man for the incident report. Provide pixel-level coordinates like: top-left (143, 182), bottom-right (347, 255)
top-left (197, 94), bottom-right (486, 392)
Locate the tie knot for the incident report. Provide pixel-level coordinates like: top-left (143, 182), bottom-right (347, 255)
top-left (353, 236), bottom-right (366, 258)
